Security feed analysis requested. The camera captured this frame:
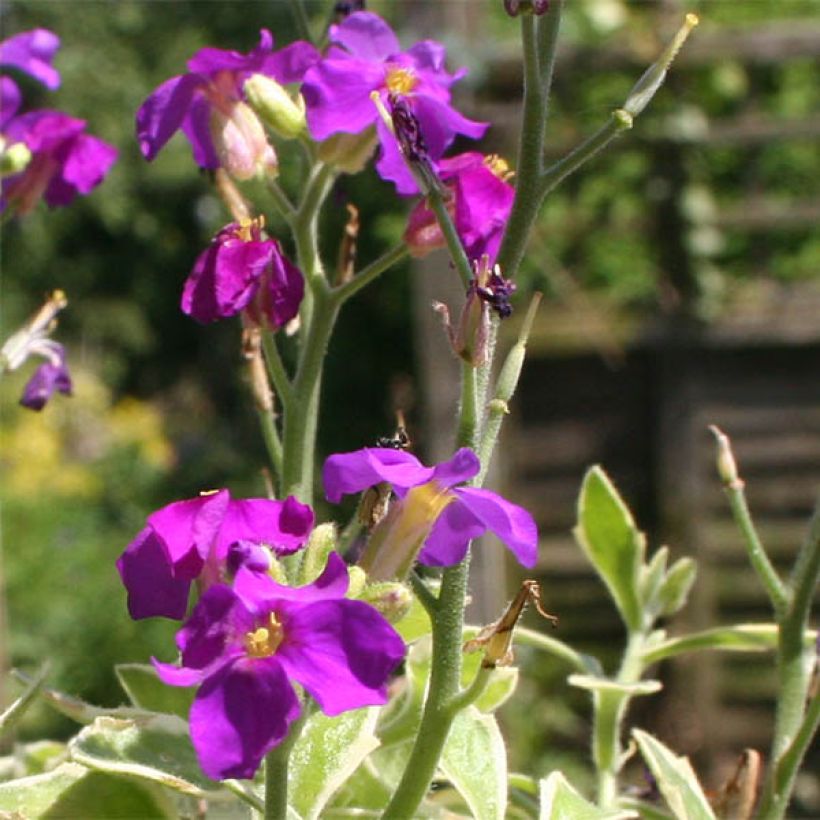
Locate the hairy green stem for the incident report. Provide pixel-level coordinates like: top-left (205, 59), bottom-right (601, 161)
top-left (334, 243), bottom-right (408, 303)
top-left (457, 363), bottom-right (479, 453)
top-left (410, 571), bottom-right (439, 617)
top-left (426, 187), bottom-right (472, 287)
top-left (261, 330), bottom-right (293, 408)
top-left (263, 718), bottom-right (303, 820)
top-left (265, 177), bottom-right (297, 224)
top-left (257, 408), bottom-right (283, 488)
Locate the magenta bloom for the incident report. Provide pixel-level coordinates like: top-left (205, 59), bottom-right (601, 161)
top-left (181, 219), bottom-right (304, 327)
top-left (116, 490), bottom-right (314, 621)
top-left (154, 553), bottom-right (405, 780)
top-left (2, 110), bottom-right (117, 214)
top-left (19, 342), bottom-right (72, 411)
top-left (302, 11), bottom-right (487, 194)
top-left (405, 152), bottom-right (515, 265)
top-left (0, 29), bottom-right (61, 90)
top-left (136, 30), bottom-right (318, 174)
top-left (323, 447), bottom-right (538, 567)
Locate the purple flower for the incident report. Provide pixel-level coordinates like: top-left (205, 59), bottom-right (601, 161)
top-left (136, 30), bottom-right (318, 177)
top-left (405, 152), bottom-right (515, 266)
top-left (2, 110), bottom-right (117, 214)
top-left (302, 11), bottom-right (487, 194)
top-left (181, 218), bottom-right (304, 327)
top-left (116, 490), bottom-right (314, 621)
top-left (154, 553), bottom-right (405, 780)
top-left (19, 342), bottom-right (72, 411)
top-left (0, 29), bottom-right (61, 90)
top-left (323, 447), bottom-right (538, 569)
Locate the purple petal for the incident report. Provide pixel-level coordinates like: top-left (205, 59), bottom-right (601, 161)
top-left (0, 29), bottom-right (61, 90)
top-left (147, 490), bottom-right (230, 566)
top-left (216, 496), bottom-right (314, 561)
top-left (417, 501), bottom-right (484, 566)
top-left (329, 12), bottom-right (400, 62)
top-left (234, 552), bottom-right (349, 608)
top-left (323, 447), bottom-right (434, 503)
top-left (136, 73), bottom-right (202, 161)
top-left (44, 132), bottom-right (117, 207)
top-left (152, 658), bottom-right (211, 688)
top-left (431, 448), bottom-right (480, 488)
top-left (257, 40), bottom-right (321, 84)
top-left (453, 486), bottom-right (538, 568)
top-left (277, 599), bottom-right (404, 715)
top-left (189, 657), bottom-right (300, 780)
top-left (373, 117), bottom-right (418, 196)
top-left (405, 40), bottom-right (447, 74)
top-left (260, 247), bottom-right (304, 329)
top-left (116, 527), bottom-right (192, 620)
top-left (5, 109), bottom-right (84, 152)
top-left (19, 355), bottom-right (72, 411)
top-left (302, 58), bottom-right (384, 140)
top-left (1, 78), bottom-right (22, 127)
top-left (188, 29), bottom-right (274, 75)
top-left (180, 95), bottom-right (219, 169)
top-left (226, 540), bottom-right (271, 576)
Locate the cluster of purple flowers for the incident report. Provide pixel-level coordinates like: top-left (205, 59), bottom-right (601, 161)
top-left (1, 29), bottom-right (117, 215)
top-left (117, 446), bottom-right (536, 779)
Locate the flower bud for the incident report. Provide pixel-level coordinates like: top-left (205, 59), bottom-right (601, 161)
top-left (210, 101), bottom-right (277, 181)
top-left (0, 141), bottom-right (32, 178)
top-left (317, 128), bottom-right (378, 174)
top-left (359, 581), bottom-right (413, 623)
top-left (244, 74), bottom-right (307, 140)
top-left (299, 523), bottom-right (338, 585)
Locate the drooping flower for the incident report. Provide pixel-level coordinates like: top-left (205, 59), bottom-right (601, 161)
top-left (404, 152), bottom-right (515, 266)
top-left (116, 490), bottom-right (314, 621)
top-left (154, 553), bottom-right (405, 780)
top-left (302, 11), bottom-right (487, 194)
top-left (323, 447), bottom-right (538, 573)
top-left (19, 342), bottom-right (72, 411)
top-left (136, 31), bottom-right (318, 178)
top-left (1, 110), bottom-right (117, 214)
top-left (0, 29), bottom-right (61, 90)
top-left (181, 218), bottom-right (304, 327)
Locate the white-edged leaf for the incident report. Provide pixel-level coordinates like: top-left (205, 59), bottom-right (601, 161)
top-left (633, 729), bottom-right (716, 820)
top-left (1, 666), bottom-right (48, 737)
top-left (539, 771), bottom-right (637, 819)
top-left (115, 663), bottom-right (194, 720)
top-left (440, 706), bottom-right (506, 820)
top-left (288, 707), bottom-right (380, 820)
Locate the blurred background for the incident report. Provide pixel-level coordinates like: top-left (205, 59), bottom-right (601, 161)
top-left (1, 0), bottom-right (818, 813)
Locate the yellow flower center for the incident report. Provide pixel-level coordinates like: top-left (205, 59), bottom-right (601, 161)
top-left (244, 612), bottom-right (284, 658)
top-left (235, 215), bottom-right (265, 243)
top-left (385, 66), bottom-right (418, 96)
top-left (483, 154), bottom-right (514, 182)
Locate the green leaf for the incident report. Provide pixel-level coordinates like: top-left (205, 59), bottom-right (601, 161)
top-left (1, 665), bottom-right (48, 738)
top-left (378, 638), bottom-right (429, 745)
top-left (115, 663), bottom-right (194, 720)
top-left (633, 729), bottom-right (716, 820)
top-left (393, 589), bottom-right (433, 643)
top-left (640, 624), bottom-right (789, 665)
top-left (69, 714), bottom-right (224, 798)
top-left (0, 762), bottom-right (175, 818)
top-left (538, 771), bottom-right (636, 819)
top-left (288, 707), bottom-right (380, 820)
top-left (574, 467), bottom-right (644, 630)
top-left (474, 667), bottom-right (519, 713)
top-left (439, 707), bottom-right (507, 820)
top-left (639, 547), bottom-right (669, 612)
top-left (656, 558), bottom-right (697, 617)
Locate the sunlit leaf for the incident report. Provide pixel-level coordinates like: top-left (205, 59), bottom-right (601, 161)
top-left (115, 663), bottom-right (194, 720)
top-left (1, 665), bottom-right (48, 738)
top-left (539, 771), bottom-right (637, 819)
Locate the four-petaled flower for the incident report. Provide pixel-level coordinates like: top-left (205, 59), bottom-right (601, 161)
top-left (136, 30), bottom-right (318, 178)
top-left (116, 490), bottom-right (314, 620)
top-left (404, 152), bottom-right (515, 266)
top-left (154, 552), bottom-right (405, 780)
top-left (302, 11), bottom-right (486, 195)
top-left (323, 447), bottom-right (538, 571)
top-left (181, 218), bottom-right (304, 327)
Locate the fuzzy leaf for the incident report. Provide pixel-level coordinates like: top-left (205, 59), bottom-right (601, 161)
top-left (1, 666), bottom-right (48, 738)
top-left (633, 729), bottom-right (716, 820)
top-left (656, 558), bottom-right (697, 617)
top-left (288, 707), bottom-right (380, 820)
top-left (539, 771), bottom-right (637, 819)
top-left (69, 714), bottom-right (224, 797)
top-left (574, 467), bottom-right (644, 630)
top-left (440, 707), bottom-right (507, 820)
top-left (115, 663), bottom-right (194, 720)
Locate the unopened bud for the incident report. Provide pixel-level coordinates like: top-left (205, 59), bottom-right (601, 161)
top-left (300, 523), bottom-right (338, 585)
top-left (709, 425), bottom-right (741, 488)
top-left (318, 129), bottom-right (378, 174)
top-left (244, 74), bottom-right (307, 140)
top-left (359, 581), bottom-right (413, 623)
top-left (624, 14), bottom-right (699, 116)
top-left (210, 101), bottom-right (278, 181)
top-left (0, 141), bottom-right (32, 178)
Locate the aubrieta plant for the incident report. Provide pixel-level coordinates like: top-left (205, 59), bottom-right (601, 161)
top-left (2, 5), bottom-right (817, 820)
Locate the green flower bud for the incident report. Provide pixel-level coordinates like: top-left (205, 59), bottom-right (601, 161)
top-left (244, 74), bottom-right (307, 140)
top-left (0, 141), bottom-right (32, 179)
top-left (299, 523), bottom-right (338, 585)
top-left (359, 581), bottom-right (413, 623)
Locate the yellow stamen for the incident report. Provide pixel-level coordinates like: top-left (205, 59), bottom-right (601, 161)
top-left (235, 215), bottom-right (265, 243)
top-left (385, 66), bottom-right (418, 96)
top-left (484, 154), bottom-right (514, 182)
top-left (244, 612), bottom-right (284, 658)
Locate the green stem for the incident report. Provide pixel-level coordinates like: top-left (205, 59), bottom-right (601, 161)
top-left (223, 779), bottom-right (265, 813)
top-left (261, 330), bottom-right (293, 408)
top-left (722, 480), bottom-right (788, 617)
top-left (294, 162), bottom-right (335, 283)
top-left (457, 363), bottom-right (479, 452)
top-left (410, 571), bottom-right (439, 617)
top-left (257, 408), bottom-right (283, 488)
top-left (265, 177), bottom-right (297, 225)
top-left (426, 187), bottom-right (472, 287)
top-left (536, 0), bottom-right (563, 93)
top-left (447, 665), bottom-right (493, 714)
top-left (263, 721), bottom-right (302, 820)
top-left (593, 632), bottom-right (646, 808)
top-left (334, 243), bottom-right (408, 303)
top-left (515, 626), bottom-right (594, 675)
